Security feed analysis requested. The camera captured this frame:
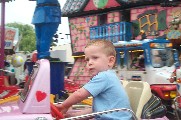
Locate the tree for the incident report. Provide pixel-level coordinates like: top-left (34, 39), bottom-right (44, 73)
top-left (6, 22), bottom-right (36, 52)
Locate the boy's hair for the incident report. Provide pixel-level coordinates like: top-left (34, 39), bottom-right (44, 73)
top-left (85, 39), bottom-right (116, 57)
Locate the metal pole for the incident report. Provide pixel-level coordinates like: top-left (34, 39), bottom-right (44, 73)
top-left (61, 108), bottom-right (137, 120)
top-left (0, 0), bottom-right (5, 75)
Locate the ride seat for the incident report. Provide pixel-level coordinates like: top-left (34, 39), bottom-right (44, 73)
top-left (124, 81), bottom-right (152, 118)
top-left (121, 80), bottom-right (129, 87)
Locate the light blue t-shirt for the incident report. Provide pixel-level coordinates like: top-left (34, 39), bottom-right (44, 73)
top-left (83, 70), bottom-right (132, 120)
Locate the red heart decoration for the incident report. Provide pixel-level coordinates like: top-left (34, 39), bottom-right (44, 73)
top-left (36, 91), bottom-right (47, 102)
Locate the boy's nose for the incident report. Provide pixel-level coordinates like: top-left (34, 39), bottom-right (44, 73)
top-left (88, 63), bottom-right (91, 67)
top-left (87, 61), bottom-right (92, 67)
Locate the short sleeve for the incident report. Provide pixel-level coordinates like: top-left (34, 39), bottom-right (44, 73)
top-left (83, 73), bottom-right (108, 97)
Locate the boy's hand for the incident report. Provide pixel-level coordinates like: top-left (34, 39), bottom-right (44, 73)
top-left (55, 104), bottom-right (69, 114)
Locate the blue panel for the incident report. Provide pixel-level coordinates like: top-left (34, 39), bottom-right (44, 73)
top-left (89, 22), bottom-right (132, 42)
top-left (50, 62), bottom-right (65, 97)
top-left (26, 61), bottom-right (66, 97)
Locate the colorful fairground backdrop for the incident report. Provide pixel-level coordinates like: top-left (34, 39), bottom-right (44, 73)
top-left (62, 0), bottom-right (181, 119)
top-left (0, 0), bottom-right (66, 119)
top-left (0, 0), bottom-right (26, 101)
top-left (0, 0), bottom-right (181, 120)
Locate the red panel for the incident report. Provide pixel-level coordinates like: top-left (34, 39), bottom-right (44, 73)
top-left (84, 0), bottom-right (120, 12)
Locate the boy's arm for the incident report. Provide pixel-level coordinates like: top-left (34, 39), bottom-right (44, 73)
top-left (56, 87), bottom-right (91, 113)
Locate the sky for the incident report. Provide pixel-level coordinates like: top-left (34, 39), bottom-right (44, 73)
top-left (1, 0), bottom-right (70, 45)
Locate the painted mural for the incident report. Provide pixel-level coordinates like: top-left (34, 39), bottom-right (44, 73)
top-left (131, 5), bottom-right (181, 40)
top-left (69, 15), bottom-right (97, 54)
top-left (68, 57), bottom-right (90, 85)
top-left (63, 0), bottom-right (181, 86)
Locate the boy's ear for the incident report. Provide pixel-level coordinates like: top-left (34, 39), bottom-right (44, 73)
top-left (109, 56), bottom-right (116, 64)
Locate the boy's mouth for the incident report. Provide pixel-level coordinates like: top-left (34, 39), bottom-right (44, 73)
top-left (89, 68), bottom-right (95, 73)
top-left (89, 68), bottom-right (93, 72)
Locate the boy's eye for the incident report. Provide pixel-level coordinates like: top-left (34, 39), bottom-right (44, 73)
top-left (93, 56), bottom-right (98, 59)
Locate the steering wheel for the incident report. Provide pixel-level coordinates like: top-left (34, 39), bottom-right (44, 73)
top-left (50, 102), bottom-right (64, 120)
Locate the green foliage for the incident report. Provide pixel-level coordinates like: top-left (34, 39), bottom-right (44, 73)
top-left (6, 22), bottom-right (36, 52)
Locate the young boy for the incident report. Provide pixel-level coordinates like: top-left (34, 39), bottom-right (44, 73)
top-left (56, 40), bottom-right (132, 119)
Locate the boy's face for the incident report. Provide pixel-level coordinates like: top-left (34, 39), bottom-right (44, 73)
top-left (85, 45), bottom-right (115, 77)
